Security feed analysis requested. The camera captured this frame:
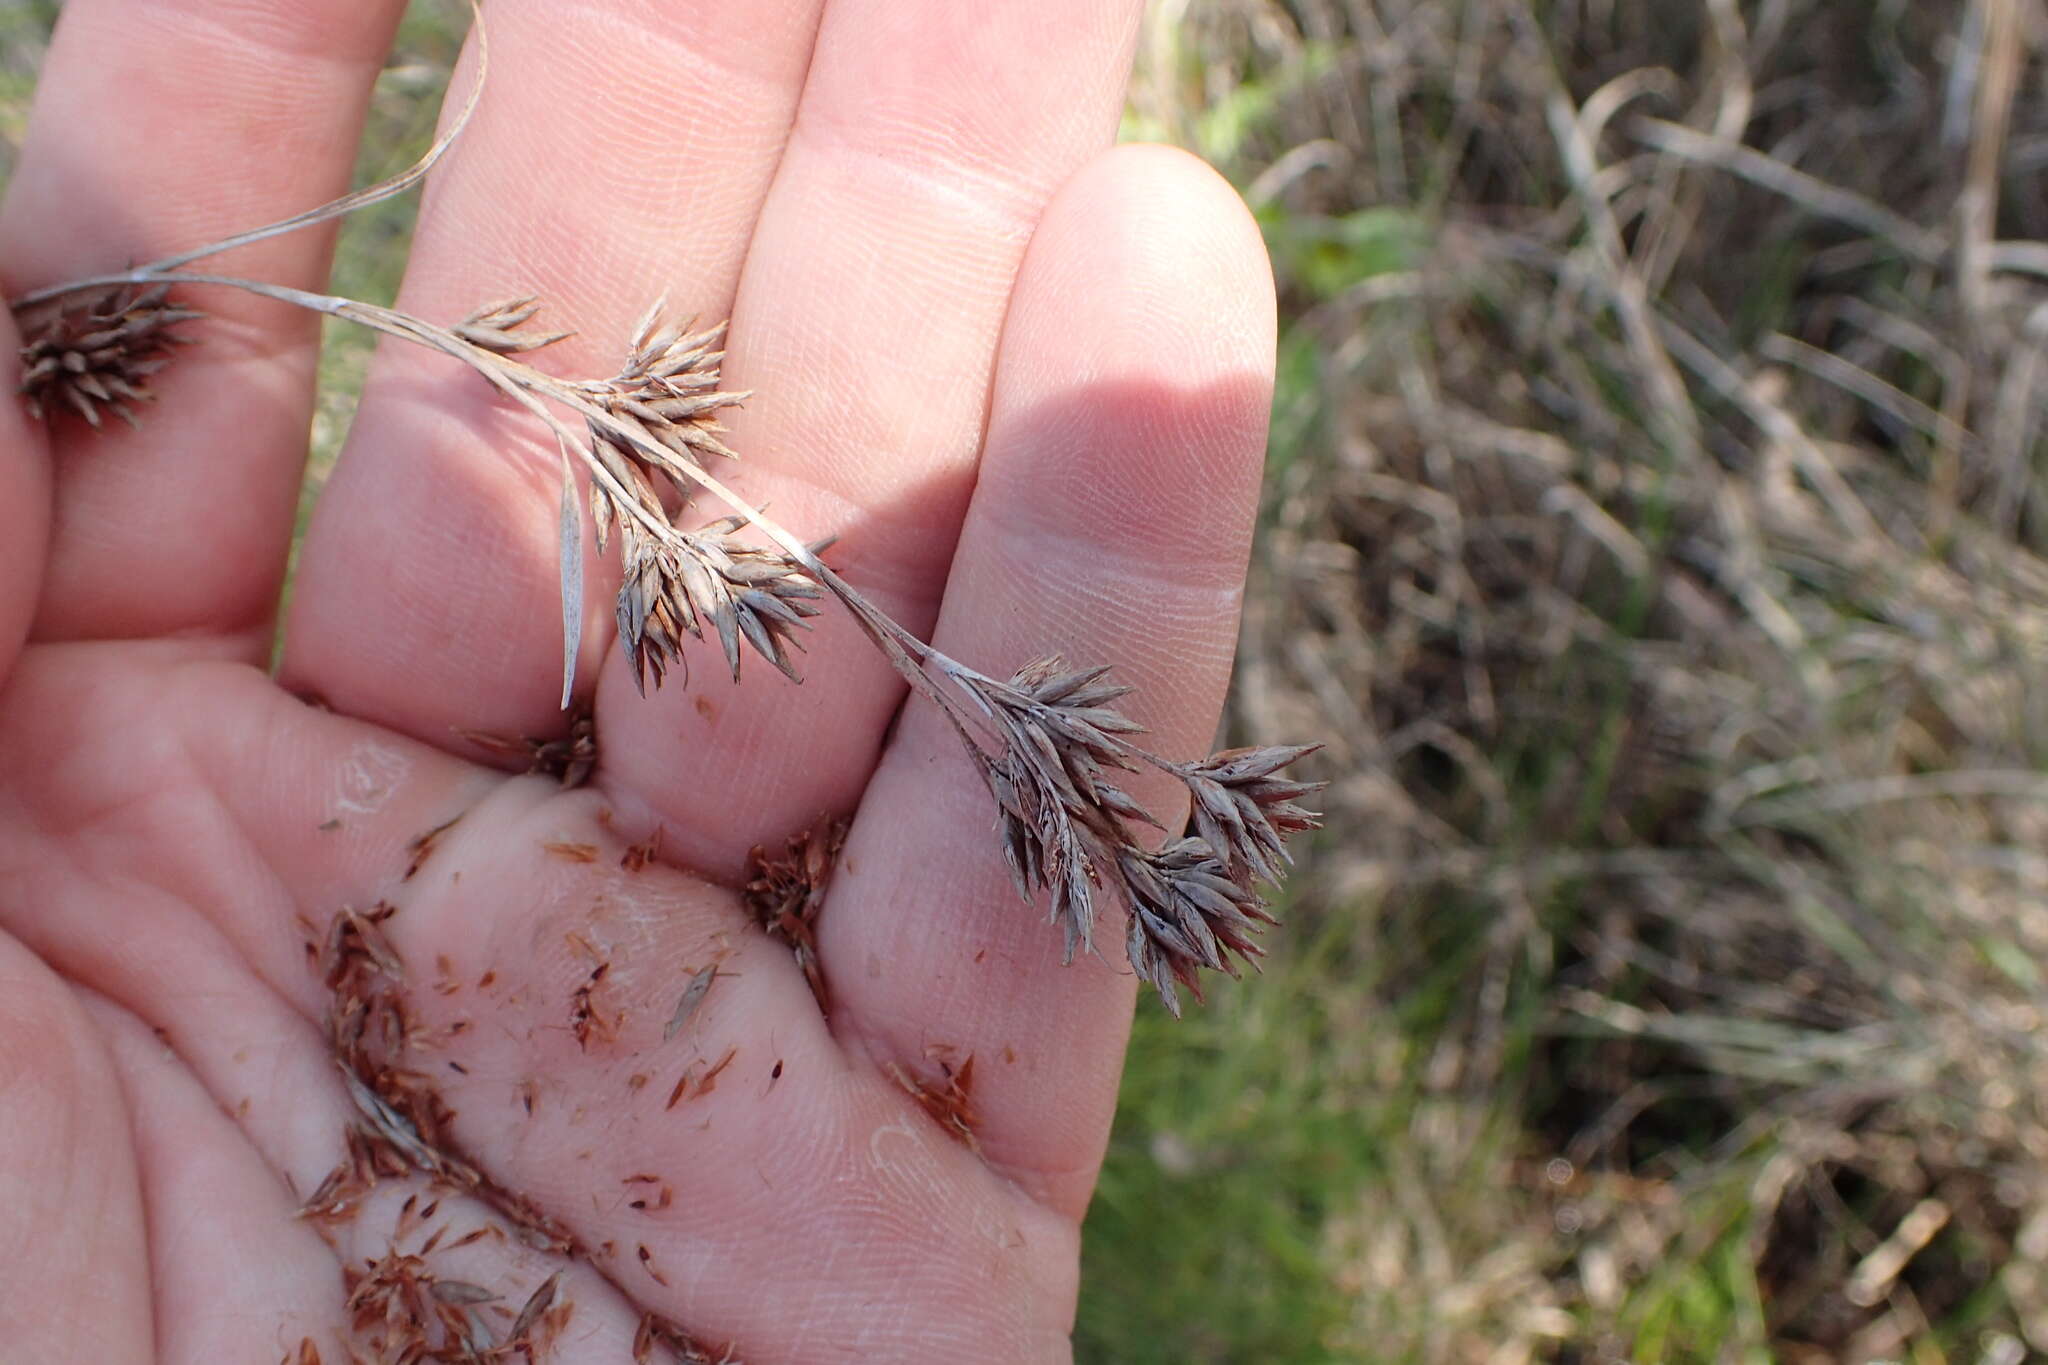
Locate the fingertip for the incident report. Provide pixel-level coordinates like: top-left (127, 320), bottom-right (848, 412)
top-left (977, 141), bottom-right (1278, 591)
top-left (1015, 140), bottom-right (1277, 397)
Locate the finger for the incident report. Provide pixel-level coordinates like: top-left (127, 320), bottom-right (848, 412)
top-left (821, 146), bottom-right (1278, 1216)
top-left (0, 0), bottom-right (409, 651)
top-left (283, 0), bottom-right (827, 746)
top-left (0, 934), bottom-right (152, 1362)
top-left (0, 310), bottom-right (51, 675)
top-left (77, 994), bottom-right (352, 1365)
top-left (77, 989), bottom-right (649, 1365)
top-left (598, 0), bottom-right (1148, 878)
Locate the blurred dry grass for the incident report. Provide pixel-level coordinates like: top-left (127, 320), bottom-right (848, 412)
top-left (1084, 0), bottom-right (2048, 1360)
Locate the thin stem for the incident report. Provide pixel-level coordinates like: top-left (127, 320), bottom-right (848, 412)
top-left (9, 0), bottom-right (489, 313)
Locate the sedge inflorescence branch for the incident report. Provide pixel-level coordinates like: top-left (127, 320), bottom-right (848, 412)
top-left (6, 4), bottom-right (1321, 1015)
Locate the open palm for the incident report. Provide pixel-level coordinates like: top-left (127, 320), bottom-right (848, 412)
top-left (0, 2), bottom-right (1274, 1360)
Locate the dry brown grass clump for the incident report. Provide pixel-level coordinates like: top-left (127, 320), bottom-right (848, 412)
top-left (1134, 0), bottom-right (2048, 1356)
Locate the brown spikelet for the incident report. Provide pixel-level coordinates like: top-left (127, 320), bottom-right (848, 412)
top-left (952, 658), bottom-right (1323, 1013)
top-left (614, 516), bottom-right (825, 694)
top-left (456, 710), bottom-right (598, 788)
top-left (452, 295), bottom-right (572, 355)
top-left (16, 284), bottom-right (200, 428)
top-left (1116, 839), bottom-right (1279, 1016)
top-left (506, 1270), bottom-right (563, 1347)
top-left (1178, 744), bottom-right (1325, 887)
top-left (577, 309), bottom-right (747, 470)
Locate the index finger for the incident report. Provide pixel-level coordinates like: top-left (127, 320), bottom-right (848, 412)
top-left (281, 0), bottom-right (827, 742)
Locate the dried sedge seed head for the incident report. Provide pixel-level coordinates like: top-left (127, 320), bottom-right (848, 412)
top-left (1180, 743), bottom-right (1325, 887)
top-left (453, 295), bottom-right (573, 355)
top-left (968, 658), bottom-right (1159, 962)
top-left (16, 284), bottom-right (200, 427)
top-left (1120, 838), bottom-right (1278, 1017)
top-left (971, 660), bottom-right (1150, 824)
top-left (615, 517), bottom-right (823, 695)
top-left (982, 750), bottom-right (1102, 961)
top-left (580, 309), bottom-right (748, 477)
top-left (960, 658), bottom-right (1323, 1011)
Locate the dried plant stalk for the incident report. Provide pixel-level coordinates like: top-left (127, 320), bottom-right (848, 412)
top-left (8, 0), bottom-right (1321, 1013)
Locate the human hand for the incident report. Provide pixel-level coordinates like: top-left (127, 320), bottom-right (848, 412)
top-left (0, 2), bottom-right (1275, 1360)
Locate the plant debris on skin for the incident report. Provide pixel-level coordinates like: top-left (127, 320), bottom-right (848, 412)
top-left (742, 818), bottom-right (847, 1014)
top-left (405, 814), bottom-right (465, 882)
top-left (664, 963), bottom-right (720, 1041)
top-left (635, 1311), bottom-right (735, 1365)
top-left (890, 1050), bottom-right (979, 1151)
top-left (308, 1190), bottom-right (577, 1364)
top-left (308, 897), bottom-right (751, 1360)
top-left (570, 961), bottom-right (621, 1050)
top-left (319, 900), bottom-right (484, 1194)
top-left (666, 1046), bottom-right (738, 1110)
top-left (457, 712), bottom-right (598, 788)
top-left (620, 827), bottom-right (664, 873)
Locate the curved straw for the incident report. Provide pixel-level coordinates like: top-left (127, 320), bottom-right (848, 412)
top-left (9, 0), bottom-right (489, 312)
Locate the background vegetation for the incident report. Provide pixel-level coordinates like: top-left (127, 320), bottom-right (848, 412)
top-left (8, 1), bottom-right (2048, 1360)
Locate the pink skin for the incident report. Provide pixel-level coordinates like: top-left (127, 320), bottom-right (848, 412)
top-left (0, 2), bottom-right (1274, 1362)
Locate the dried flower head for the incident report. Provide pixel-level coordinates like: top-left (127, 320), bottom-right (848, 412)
top-left (1118, 838), bottom-right (1278, 1012)
top-left (1178, 745), bottom-right (1323, 886)
top-left (614, 516), bottom-right (825, 693)
top-left (16, 284), bottom-right (199, 426)
top-left (945, 657), bottom-right (1321, 1013)
top-left (576, 307), bottom-right (746, 470)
